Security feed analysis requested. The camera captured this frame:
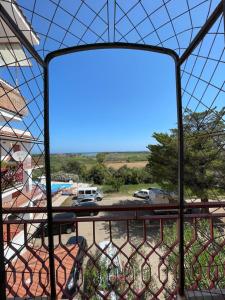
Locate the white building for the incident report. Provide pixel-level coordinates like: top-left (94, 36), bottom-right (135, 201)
top-left (0, 78), bottom-right (39, 209)
top-left (0, 0), bottom-right (43, 255)
top-left (0, 0), bottom-right (39, 67)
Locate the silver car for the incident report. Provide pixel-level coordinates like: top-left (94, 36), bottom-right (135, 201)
top-left (77, 187), bottom-right (103, 201)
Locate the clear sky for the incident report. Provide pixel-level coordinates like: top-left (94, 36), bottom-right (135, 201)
top-left (49, 49), bottom-right (177, 153)
top-left (4, 1), bottom-right (222, 154)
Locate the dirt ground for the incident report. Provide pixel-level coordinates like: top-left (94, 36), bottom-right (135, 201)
top-left (57, 194), bottom-right (148, 246)
top-left (31, 195), bottom-right (225, 299)
top-left (49, 195), bottom-right (170, 298)
top-left (104, 161), bottom-right (147, 169)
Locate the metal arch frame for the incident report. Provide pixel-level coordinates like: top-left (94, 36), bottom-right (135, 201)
top-left (0, 1), bottom-right (223, 299)
top-left (44, 42), bottom-right (185, 298)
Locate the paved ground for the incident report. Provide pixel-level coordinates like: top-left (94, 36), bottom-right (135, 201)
top-left (9, 193), bottom-right (225, 299)
top-left (34, 194), bottom-right (148, 247)
top-left (57, 194), bottom-right (150, 246)
top-left (30, 195), bottom-right (225, 299)
top-left (56, 195), bottom-right (171, 298)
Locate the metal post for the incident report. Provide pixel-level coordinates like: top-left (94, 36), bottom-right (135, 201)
top-left (175, 62), bottom-right (185, 297)
top-left (223, 0), bottom-right (225, 36)
top-left (44, 64), bottom-right (56, 299)
top-left (0, 143), bottom-right (7, 300)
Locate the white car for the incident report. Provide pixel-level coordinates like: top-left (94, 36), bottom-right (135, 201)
top-left (147, 188), bottom-right (179, 214)
top-left (77, 187), bottom-right (103, 201)
top-left (148, 188), bottom-right (171, 204)
top-left (133, 189), bottom-right (150, 199)
top-left (148, 188), bottom-right (178, 203)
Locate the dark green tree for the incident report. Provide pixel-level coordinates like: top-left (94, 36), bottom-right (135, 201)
top-left (147, 108), bottom-right (225, 203)
top-left (106, 176), bottom-right (124, 192)
top-left (96, 152), bottom-right (107, 164)
top-left (88, 164), bottom-right (107, 185)
top-left (62, 160), bottom-right (87, 179)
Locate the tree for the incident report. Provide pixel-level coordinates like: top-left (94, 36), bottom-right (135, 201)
top-left (147, 108), bottom-right (225, 204)
top-left (114, 165), bottom-right (152, 185)
top-left (88, 164), bottom-right (107, 185)
top-left (106, 176), bottom-right (124, 192)
top-left (63, 160), bottom-right (83, 173)
top-left (96, 152), bottom-right (107, 164)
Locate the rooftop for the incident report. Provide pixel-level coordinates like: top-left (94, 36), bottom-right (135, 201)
top-left (0, 0), bottom-right (39, 66)
top-left (0, 78), bottom-right (28, 117)
top-left (6, 244), bottom-right (79, 298)
top-left (0, 126), bottom-right (32, 140)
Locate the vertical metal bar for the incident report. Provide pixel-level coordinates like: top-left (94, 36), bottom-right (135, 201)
top-left (0, 143), bottom-right (7, 300)
top-left (44, 64), bottom-right (56, 299)
top-left (223, 0), bottom-right (225, 35)
top-left (175, 62), bottom-right (185, 298)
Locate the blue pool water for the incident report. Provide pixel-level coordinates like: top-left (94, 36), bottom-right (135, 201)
top-left (51, 183), bottom-right (73, 193)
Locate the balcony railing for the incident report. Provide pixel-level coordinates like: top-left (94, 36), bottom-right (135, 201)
top-left (0, 1), bottom-right (224, 299)
top-left (3, 205), bottom-right (225, 299)
top-left (1, 165), bottom-right (23, 192)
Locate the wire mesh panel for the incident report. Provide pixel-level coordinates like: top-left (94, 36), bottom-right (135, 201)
top-left (0, 0), bottom-right (49, 298)
top-left (0, 0), bottom-right (224, 299)
top-left (181, 7), bottom-right (225, 299)
top-left (11, 0), bottom-right (221, 56)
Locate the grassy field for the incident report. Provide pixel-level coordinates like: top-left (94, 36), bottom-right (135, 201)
top-left (103, 152), bottom-right (148, 162)
top-left (48, 152), bottom-right (149, 171)
top-left (105, 161), bottom-right (147, 169)
top-left (61, 183), bottom-right (161, 206)
top-left (101, 183), bottom-right (161, 196)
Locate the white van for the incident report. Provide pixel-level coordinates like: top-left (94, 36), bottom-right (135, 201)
top-left (77, 187), bottom-right (103, 201)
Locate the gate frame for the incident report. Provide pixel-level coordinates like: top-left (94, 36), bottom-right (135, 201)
top-left (0, 1), bottom-right (223, 299)
top-left (45, 42), bottom-right (183, 299)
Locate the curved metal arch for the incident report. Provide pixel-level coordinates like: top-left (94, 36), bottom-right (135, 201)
top-left (45, 42), bottom-right (179, 64)
top-left (43, 41), bottom-right (184, 298)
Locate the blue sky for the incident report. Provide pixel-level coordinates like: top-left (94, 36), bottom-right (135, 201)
top-left (49, 49), bottom-right (177, 153)
top-left (3, 1), bottom-right (223, 154)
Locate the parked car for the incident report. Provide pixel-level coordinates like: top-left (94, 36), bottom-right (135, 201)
top-left (148, 188), bottom-right (174, 204)
top-left (134, 187), bottom-right (178, 202)
top-left (147, 188), bottom-right (200, 214)
top-left (76, 187), bottom-right (103, 201)
top-left (133, 189), bottom-right (150, 199)
top-left (34, 212), bottom-right (76, 237)
top-left (72, 201), bottom-right (99, 217)
top-left (148, 188), bottom-right (178, 202)
top-left (73, 193), bottom-right (102, 203)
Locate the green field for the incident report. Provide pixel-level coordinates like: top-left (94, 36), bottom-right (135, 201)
top-left (101, 183), bottom-right (161, 196)
top-left (49, 152), bottom-right (148, 171)
top-left (101, 152), bottom-right (148, 162)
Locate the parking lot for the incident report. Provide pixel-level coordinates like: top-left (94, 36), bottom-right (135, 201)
top-left (33, 195), bottom-right (149, 247)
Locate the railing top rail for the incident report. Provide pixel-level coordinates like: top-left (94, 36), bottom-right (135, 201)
top-left (3, 212), bottom-right (225, 225)
top-left (3, 201), bottom-right (225, 214)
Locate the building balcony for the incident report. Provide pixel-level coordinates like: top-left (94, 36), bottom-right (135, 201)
top-left (3, 204), bottom-right (225, 299)
top-left (0, 79), bottom-right (28, 121)
top-left (1, 163), bottom-right (23, 192)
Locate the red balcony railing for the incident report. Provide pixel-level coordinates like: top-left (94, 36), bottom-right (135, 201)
top-left (3, 205), bottom-right (225, 299)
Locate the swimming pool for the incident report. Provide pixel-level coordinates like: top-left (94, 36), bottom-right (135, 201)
top-left (51, 182), bottom-right (73, 193)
